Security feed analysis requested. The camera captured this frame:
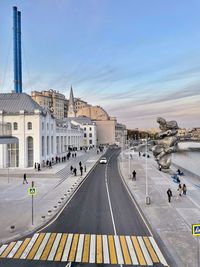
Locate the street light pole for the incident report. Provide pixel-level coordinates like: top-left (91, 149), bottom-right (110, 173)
top-left (128, 140), bottom-right (131, 179)
top-left (145, 135), bottom-right (150, 204)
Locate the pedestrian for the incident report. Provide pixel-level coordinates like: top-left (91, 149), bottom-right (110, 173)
top-left (79, 161), bottom-right (82, 168)
top-left (34, 162), bottom-right (37, 170)
top-left (49, 161), bottom-right (52, 168)
top-left (80, 166), bottom-right (83, 176)
top-left (177, 184), bottom-right (183, 196)
top-left (84, 165), bottom-right (87, 172)
top-left (23, 173), bottom-right (28, 184)
top-left (159, 165), bottom-right (162, 171)
top-left (73, 167), bottom-right (77, 176)
top-left (132, 170), bottom-right (136, 180)
top-left (72, 153), bottom-right (74, 158)
top-left (75, 153), bottom-right (76, 158)
top-left (38, 163), bottom-right (41, 171)
top-left (167, 188), bottom-right (172, 203)
top-left (139, 151), bottom-right (141, 157)
top-left (183, 184), bottom-right (187, 195)
top-left (70, 165), bottom-right (73, 174)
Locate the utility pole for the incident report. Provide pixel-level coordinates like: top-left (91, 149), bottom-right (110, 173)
top-left (145, 135), bottom-right (150, 205)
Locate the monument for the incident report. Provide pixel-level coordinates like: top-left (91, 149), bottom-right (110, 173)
top-left (151, 117), bottom-right (179, 169)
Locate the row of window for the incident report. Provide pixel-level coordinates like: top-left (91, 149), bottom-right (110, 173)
top-left (84, 127), bottom-right (93, 131)
top-left (84, 133), bottom-right (92, 138)
top-left (7, 122), bottom-right (32, 131)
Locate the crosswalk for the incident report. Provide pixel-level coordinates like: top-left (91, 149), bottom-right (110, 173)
top-left (0, 232), bottom-right (168, 266)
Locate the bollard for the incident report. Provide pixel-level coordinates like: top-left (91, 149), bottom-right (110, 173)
top-left (10, 225), bottom-right (15, 233)
top-left (41, 215), bottom-right (46, 222)
top-left (48, 210), bottom-right (52, 216)
top-left (53, 206), bottom-right (57, 210)
top-left (58, 201), bottom-right (62, 206)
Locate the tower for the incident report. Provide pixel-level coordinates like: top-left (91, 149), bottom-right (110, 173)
top-left (13, 6), bottom-right (22, 93)
top-left (68, 86), bottom-right (76, 117)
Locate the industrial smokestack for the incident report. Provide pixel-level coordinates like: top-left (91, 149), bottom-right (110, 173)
top-left (13, 6), bottom-right (18, 93)
top-left (17, 11), bottom-right (22, 93)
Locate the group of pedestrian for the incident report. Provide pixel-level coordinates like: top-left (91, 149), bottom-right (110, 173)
top-left (34, 162), bottom-right (41, 171)
top-left (70, 162), bottom-right (87, 177)
top-left (167, 183), bottom-right (187, 203)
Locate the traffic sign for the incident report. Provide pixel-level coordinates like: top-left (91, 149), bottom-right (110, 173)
top-left (192, 224), bottom-right (200, 236)
top-left (28, 187), bottom-right (36, 196)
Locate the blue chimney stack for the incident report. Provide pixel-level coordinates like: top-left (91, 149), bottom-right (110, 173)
top-left (13, 6), bottom-right (22, 93)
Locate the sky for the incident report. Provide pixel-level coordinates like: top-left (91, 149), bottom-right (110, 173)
top-left (0, 0), bottom-right (200, 129)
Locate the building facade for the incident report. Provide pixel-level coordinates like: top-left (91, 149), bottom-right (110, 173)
top-left (31, 89), bottom-right (65, 119)
top-left (0, 93), bottom-right (83, 168)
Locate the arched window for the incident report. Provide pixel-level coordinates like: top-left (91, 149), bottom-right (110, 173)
top-left (27, 136), bottom-right (34, 167)
top-left (27, 122), bottom-right (32, 130)
top-left (13, 122), bottom-right (18, 130)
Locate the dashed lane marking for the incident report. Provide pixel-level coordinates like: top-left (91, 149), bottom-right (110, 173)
top-left (0, 232), bottom-right (168, 266)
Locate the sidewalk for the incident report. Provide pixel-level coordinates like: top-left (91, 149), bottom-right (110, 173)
top-left (0, 148), bottom-right (103, 244)
top-left (118, 151), bottom-right (200, 267)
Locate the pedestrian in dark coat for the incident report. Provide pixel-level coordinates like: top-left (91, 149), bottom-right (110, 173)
top-left (70, 165), bottom-right (73, 174)
top-left (183, 184), bottom-right (187, 195)
top-left (132, 170), bottom-right (136, 180)
top-left (49, 161), bottom-right (52, 168)
top-left (34, 162), bottom-right (37, 170)
top-left (159, 165), bottom-right (162, 171)
top-left (23, 173), bottom-right (28, 184)
top-left (38, 163), bottom-right (41, 171)
top-left (73, 168), bottom-right (77, 176)
top-left (84, 165), bottom-right (87, 172)
top-left (80, 166), bottom-right (83, 176)
top-left (167, 188), bottom-right (172, 202)
top-left (79, 161), bottom-right (82, 168)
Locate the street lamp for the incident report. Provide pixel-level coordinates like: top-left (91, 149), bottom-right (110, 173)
top-left (145, 135), bottom-right (150, 205)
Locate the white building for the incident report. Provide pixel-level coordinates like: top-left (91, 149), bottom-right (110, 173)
top-left (0, 93), bottom-right (83, 168)
top-left (64, 116), bottom-right (97, 148)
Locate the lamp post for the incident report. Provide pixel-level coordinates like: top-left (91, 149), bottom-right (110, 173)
top-left (145, 135), bottom-right (150, 204)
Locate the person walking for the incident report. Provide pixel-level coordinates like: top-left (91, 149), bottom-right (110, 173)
top-left (70, 165), bottom-right (73, 174)
top-left (177, 184), bottom-right (183, 196)
top-left (132, 170), bottom-right (136, 180)
top-left (80, 166), bottom-right (83, 176)
top-left (84, 165), bottom-right (87, 172)
top-left (49, 161), bottom-right (52, 168)
top-left (23, 173), bottom-right (28, 184)
top-left (34, 162), bottom-right (37, 170)
top-left (73, 167), bottom-right (77, 176)
top-left (183, 184), bottom-right (187, 195)
top-left (167, 188), bottom-right (172, 203)
top-left (159, 165), bottom-right (162, 171)
top-left (79, 161), bottom-right (82, 168)
top-left (38, 163), bottom-right (41, 171)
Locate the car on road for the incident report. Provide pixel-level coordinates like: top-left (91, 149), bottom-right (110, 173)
top-left (99, 157), bottom-right (107, 164)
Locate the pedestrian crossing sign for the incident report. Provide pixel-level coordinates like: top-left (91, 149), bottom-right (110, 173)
top-left (192, 224), bottom-right (200, 236)
top-left (28, 187), bottom-right (36, 196)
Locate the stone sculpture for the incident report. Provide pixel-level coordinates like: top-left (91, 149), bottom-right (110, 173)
top-left (151, 117), bottom-right (179, 169)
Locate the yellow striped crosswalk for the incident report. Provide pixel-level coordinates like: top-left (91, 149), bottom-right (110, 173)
top-left (0, 232), bottom-right (168, 266)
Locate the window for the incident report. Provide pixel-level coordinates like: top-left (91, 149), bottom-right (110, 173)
top-left (84, 133), bottom-right (87, 138)
top-left (42, 136), bottom-right (44, 156)
top-left (27, 136), bottom-right (34, 167)
top-left (13, 122), bottom-right (18, 130)
top-left (7, 142), bottom-right (19, 167)
top-left (84, 127), bottom-right (86, 131)
top-left (42, 122), bottom-right (44, 130)
top-left (47, 136), bottom-right (49, 155)
top-left (47, 123), bottom-right (49, 131)
top-left (89, 127), bottom-right (92, 131)
top-left (51, 124), bottom-right (53, 131)
top-left (89, 133), bottom-right (92, 138)
top-left (51, 136), bottom-right (53, 153)
top-left (89, 140), bottom-right (92, 144)
top-left (28, 122), bottom-right (32, 130)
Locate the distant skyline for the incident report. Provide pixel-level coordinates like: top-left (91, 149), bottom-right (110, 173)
top-left (0, 0), bottom-right (200, 128)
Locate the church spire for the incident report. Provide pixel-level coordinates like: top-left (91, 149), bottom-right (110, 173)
top-left (68, 86), bottom-right (76, 117)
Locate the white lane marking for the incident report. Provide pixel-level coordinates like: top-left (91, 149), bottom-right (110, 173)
top-left (0, 244), bottom-right (8, 256)
top-left (89, 234), bottom-right (96, 263)
top-left (137, 236), bottom-right (153, 266)
top-left (114, 235), bottom-right (124, 264)
top-left (117, 156), bottom-right (153, 236)
top-left (61, 233), bottom-right (73, 262)
top-left (102, 235), bottom-right (110, 264)
top-left (149, 237), bottom-right (168, 266)
top-left (48, 233), bottom-right (62, 261)
top-left (75, 234), bottom-right (84, 262)
top-left (20, 233), bottom-right (39, 259)
top-left (105, 167), bottom-right (117, 235)
top-left (7, 241), bottom-right (23, 258)
top-left (125, 236), bottom-right (138, 265)
top-left (34, 233), bottom-right (51, 260)
top-left (65, 263), bottom-right (71, 267)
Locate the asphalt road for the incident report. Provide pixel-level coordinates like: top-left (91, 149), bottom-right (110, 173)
top-left (0, 148), bottom-right (166, 267)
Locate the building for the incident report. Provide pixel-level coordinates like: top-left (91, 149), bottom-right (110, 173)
top-left (74, 98), bottom-right (90, 112)
top-left (68, 116), bottom-right (97, 148)
top-left (76, 105), bottom-right (127, 146)
top-left (31, 89), bottom-right (65, 119)
top-left (0, 93), bottom-right (83, 168)
top-left (68, 87), bottom-right (76, 118)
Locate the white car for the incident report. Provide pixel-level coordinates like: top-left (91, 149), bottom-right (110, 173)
top-left (99, 157), bottom-right (107, 164)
